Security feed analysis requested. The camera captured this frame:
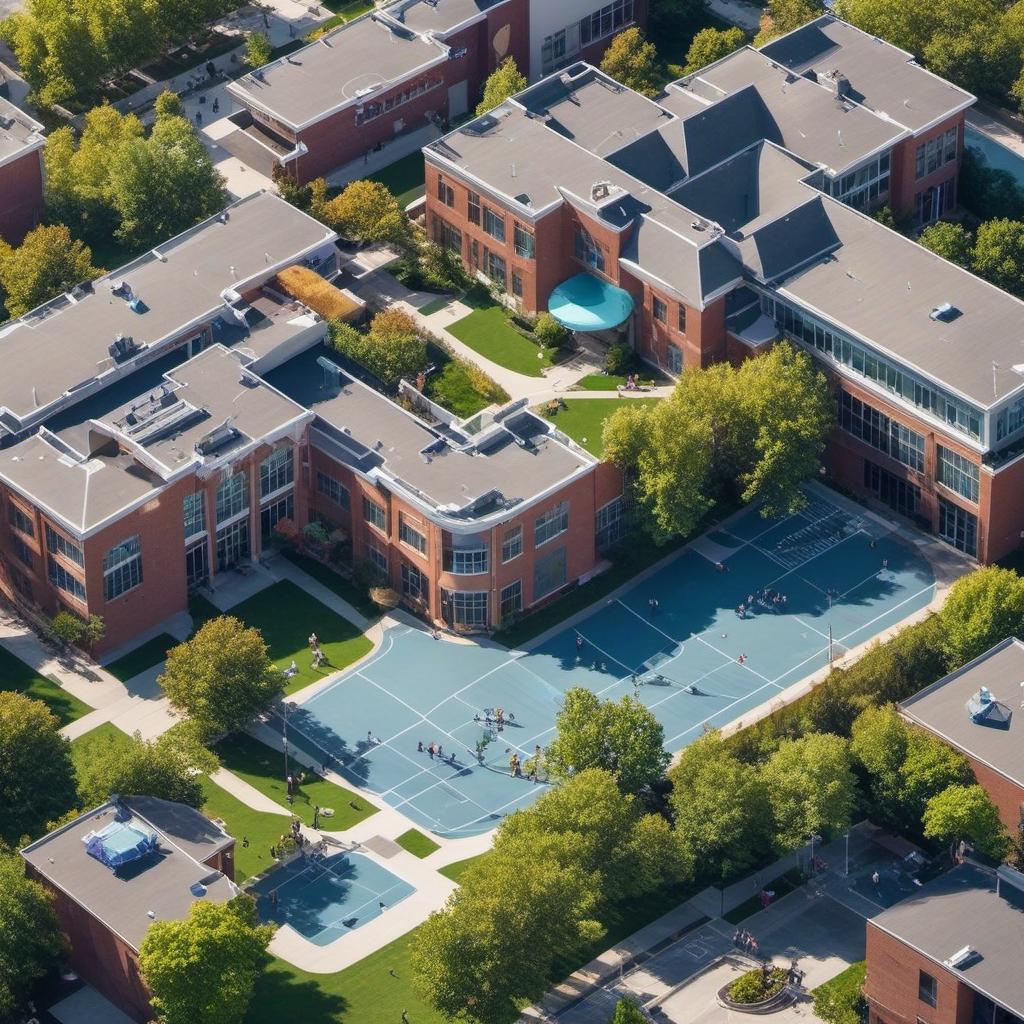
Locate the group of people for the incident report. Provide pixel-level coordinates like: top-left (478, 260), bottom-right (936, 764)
top-left (616, 374), bottom-right (645, 393)
top-left (509, 744), bottom-right (544, 781)
top-left (736, 588), bottom-right (788, 619)
top-left (418, 740), bottom-right (457, 765)
top-left (732, 929), bottom-right (760, 955)
top-left (472, 707), bottom-right (513, 731)
top-left (308, 632), bottom-right (328, 669)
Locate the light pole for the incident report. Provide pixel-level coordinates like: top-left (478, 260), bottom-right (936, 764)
top-left (844, 830), bottom-right (850, 877)
top-left (281, 700), bottom-right (292, 804)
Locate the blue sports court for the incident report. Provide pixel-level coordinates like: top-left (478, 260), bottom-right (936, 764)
top-left (251, 850), bottom-right (415, 944)
top-left (279, 491), bottom-right (936, 838)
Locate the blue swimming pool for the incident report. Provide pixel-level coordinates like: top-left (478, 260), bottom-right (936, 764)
top-left (250, 850), bottom-right (415, 945)
top-left (966, 125), bottom-right (1024, 187)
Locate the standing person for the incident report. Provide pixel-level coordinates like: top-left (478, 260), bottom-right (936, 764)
top-left (313, 806), bottom-right (320, 830)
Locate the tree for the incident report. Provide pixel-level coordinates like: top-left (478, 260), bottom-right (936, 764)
top-left (669, 730), bottom-right (770, 881)
top-left (600, 28), bottom-right (661, 96)
top-left (0, 854), bottom-right (64, 1020)
top-left (328, 313), bottom-right (427, 385)
top-left (0, 692), bottom-right (78, 844)
top-left (476, 56), bottom-right (527, 115)
top-left (0, 224), bottom-right (101, 318)
top-left (918, 221), bottom-right (973, 267)
top-left (319, 179), bottom-right (409, 246)
top-left (812, 962), bottom-right (867, 1024)
top-left (48, 609), bottom-right (87, 647)
top-left (923, 19), bottom-right (1018, 95)
top-left (971, 219), bottom-right (1024, 298)
top-left (159, 617), bottom-right (283, 739)
top-left (75, 726), bottom-right (217, 809)
top-left (244, 31), bottom-right (272, 69)
top-left (139, 895), bottom-right (273, 1024)
top-left (754, 0), bottom-right (826, 45)
top-left (940, 567), bottom-right (1024, 668)
top-left (684, 27), bottom-right (747, 75)
top-left (544, 688), bottom-right (671, 795)
top-left (959, 147), bottom-right (1024, 222)
top-left (899, 730), bottom-right (969, 822)
top-left (610, 998), bottom-right (647, 1024)
top-left (154, 89), bottom-right (184, 119)
top-left (922, 784), bottom-right (1010, 860)
top-left (762, 733), bottom-right (856, 851)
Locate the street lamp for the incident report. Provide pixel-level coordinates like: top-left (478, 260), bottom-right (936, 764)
top-left (281, 700), bottom-right (293, 804)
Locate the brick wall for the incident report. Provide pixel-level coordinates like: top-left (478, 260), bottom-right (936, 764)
top-left (0, 149), bottom-right (44, 245)
top-left (888, 113), bottom-right (965, 222)
top-left (979, 452), bottom-right (1024, 564)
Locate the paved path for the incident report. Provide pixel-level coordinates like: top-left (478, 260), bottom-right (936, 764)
top-left (967, 105), bottom-right (1024, 158)
top-left (706, 0), bottom-right (763, 32)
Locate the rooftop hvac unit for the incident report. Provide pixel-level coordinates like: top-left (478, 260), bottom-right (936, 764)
top-left (943, 946), bottom-right (978, 970)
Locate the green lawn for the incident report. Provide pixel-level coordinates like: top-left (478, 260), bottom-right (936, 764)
top-left (0, 645), bottom-right (91, 726)
top-left (278, 550), bottom-right (379, 619)
top-left (572, 372), bottom-right (665, 391)
top-left (439, 852), bottom-right (488, 883)
top-left (71, 721), bottom-right (131, 770)
top-left (395, 828), bottom-right (440, 858)
top-left (448, 304), bottom-right (556, 377)
top-left (226, 580), bottom-right (372, 695)
top-left (544, 398), bottom-right (660, 456)
top-left (417, 296), bottom-right (453, 316)
top-left (199, 775), bottom-right (292, 883)
top-left (104, 633), bottom-right (178, 681)
top-left (321, 0), bottom-right (374, 17)
top-left (368, 151), bottom-right (427, 208)
top-left (214, 732), bottom-right (375, 830)
top-left (189, 594), bottom-right (222, 631)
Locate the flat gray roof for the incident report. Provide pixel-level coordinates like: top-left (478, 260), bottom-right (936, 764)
top-left (123, 796), bottom-right (234, 864)
top-left (383, 0), bottom-right (507, 35)
top-left (22, 800), bottom-right (236, 953)
top-left (0, 95), bottom-right (44, 166)
top-left (901, 637), bottom-right (1024, 787)
top-left (0, 190), bottom-right (333, 427)
top-left (870, 864), bottom-right (1024, 1016)
top-left (227, 16), bottom-right (447, 130)
top-left (760, 15), bottom-right (974, 135)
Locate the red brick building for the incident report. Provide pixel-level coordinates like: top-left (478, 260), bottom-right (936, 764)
top-left (0, 95), bottom-right (45, 244)
top-left (21, 797), bottom-right (237, 1023)
top-left (865, 864), bottom-right (1024, 1024)
top-left (900, 637), bottom-right (1024, 840)
top-left (226, 0), bottom-right (647, 184)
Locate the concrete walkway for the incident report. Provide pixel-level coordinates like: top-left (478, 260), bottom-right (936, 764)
top-left (706, 0), bottom-right (763, 32)
top-left (967, 104), bottom-right (1024, 158)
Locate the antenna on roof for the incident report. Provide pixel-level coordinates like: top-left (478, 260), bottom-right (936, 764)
top-left (994, 361), bottom-right (1000, 399)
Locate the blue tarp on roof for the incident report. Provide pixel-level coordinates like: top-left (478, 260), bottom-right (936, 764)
top-left (84, 819), bottom-right (159, 869)
top-left (548, 273), bottom-right (634, 332)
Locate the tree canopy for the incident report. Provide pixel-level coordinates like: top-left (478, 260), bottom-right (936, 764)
top-left (971, 219), bottom-right (1024, 298)
top-left (684, 27), bottom-right (747, 75)
top-left (610, 998), bottom-right (647, 1024)
top-left (159, 617), bottom-right (283, 739)
top-left (922, 784), bottom-right (1010, 860)
top-left (476, 56), bottom-right (527, 115)
top-left (544, 687), bottom-right (670, 795)
top-left (0, 854), bottom-right (64, 1021)
top-left (0, 223), bottom-right (101, 318)
top-left (328, 307), bottom-right (427, 385)
top-left (139, 895), bottom-right (273, 1024)
top-left (0, 692), bottom-right (78, 844)
top-left (244, 31), bottom-right (272, 69)
top-left (600, 28), bottom-right (661, 96)
top-left (754, 0), bottom-right (826, 45)
top-left (939, 567), bottom-right (1024, 667)
top-left (319, 179), bottom-right (409, 247)
top-left (918, 221), bottom-right (973, 267)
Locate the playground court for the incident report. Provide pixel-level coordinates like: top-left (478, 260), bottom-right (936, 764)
top-left (281, 492), bottom-right (937, 837)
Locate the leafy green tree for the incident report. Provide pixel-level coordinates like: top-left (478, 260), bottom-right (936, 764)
top-left (601, 400), bottom-right (655, 470)
top-left (476, 56), bottom-right (527, 115)
top-left (610, 997), bottom-right (647, 1024)
top-left (940, 567), bottom-right (1024, 668)
top-left (959, 147), bottom-right (1024, 222)
top-left (154, 89), bottom-right (185, 119)
top-left (159, 617), bottom-right (283, 739)
top-left (320, 179), bottom-right (409, 246)
top-left (918, 221), bottom-right (973, 267)
top-left (48, 609), bottom-right (87, 647)
top-left (75, 727), bottom-right (217, 809)
top-left (922, 784), bottom-right (1010, 860)
top-left (669, 730), bottom-right (770, 881)
top-left (899, 730), bottom-right (969, 822)
top-left (244, 31), bottom-right (272, 69)
top-left (0, 224), bottom-right (101, 318)
top-left (0, 692), bottom-right (78, 844)
top-left (328, 313), bottom-right (427, 386)
top-left (139, 895), bottom-right (273, 1024)
top-left (971, 219), bottom-right (1024, 298)
top-left (544, 688), bottom-right (670, 795)
top-left (600, 28), bottom-right (661, 96)
top-left (762, 733), bottom-right (856, 851)
top-left (684, 27), bottom-right (747, 74)
top-left (812, 962), bottom-right (867, 1024)
top-left (0, 854), bottom-right (64, 1020)
top-left (754, 0), bottom-right (826, 45)
top-left (922, 19), bottom-right (1018, 95)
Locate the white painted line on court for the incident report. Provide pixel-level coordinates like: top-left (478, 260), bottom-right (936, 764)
top-left (663, 680), bottom-right (781, 746)
top-left (574, 628), bottom-right (643, 676)
top-left (692, 634), bottom-right (775, 685)
top-left (420, 656), bottom-right (519, 718)
top-left (837, 582), bottom-right (935, 645)
top-left (616, 598), bottom-right (685, 645)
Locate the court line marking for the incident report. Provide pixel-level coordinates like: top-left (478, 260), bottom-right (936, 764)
top-left (836, 582), bottom-right (935, 645)
top-left (295, 627), bottom-right (409, 707)
top-left (663, 681), bottom-right (780, 746)
top-left (573, 627), bottom-right (643, 676)
top-left (616, 598), bottom-right (685, 646)
top-left (420, 656), bottom-right (520, 718)
top-left (692, 634), bottom-right (775, 685)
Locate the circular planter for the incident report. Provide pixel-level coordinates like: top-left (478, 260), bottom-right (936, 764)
top-left (718, 967), bottom-right (794, 1015)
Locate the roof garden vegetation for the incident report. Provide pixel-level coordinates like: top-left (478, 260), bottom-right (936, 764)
top-left (276, 265), bottom-right (362, 321)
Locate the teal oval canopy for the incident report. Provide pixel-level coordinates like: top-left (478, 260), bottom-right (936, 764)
top-left (548, 273), bottom-right (635, 332)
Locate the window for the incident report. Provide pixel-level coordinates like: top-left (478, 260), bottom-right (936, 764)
top-left (216, 471), bottom-right (249, 524)
top-left (11, 534), bottom-right (33, 568)
top-left (468, 191), bottom-right (481, 225)
top-left (937, 446), bottom-right (980, 503)
top-left (216, 519), bottom-right (249, 570)
top-left (367, 544), bottom-right (388, 575)
top-left (512, 270), bottom-right (523, 298)
top-left (186, 540), bottom-right (209, 589)
top-left (399, 515), bottom-right (427, 555)
top-left (838, 392), bottom-right (925, 472)
top-left (500, 579), bottom-right (522, 619)
top-left (8, 503), bottom-right (33, 537)
top-left (574, 224), bottom-right (605, 272)
top-left (260, 447), bottom-right (293, 498)
top-left (938, 498), bottom-right (978, 557)
top-left (944, 127), bottom-right (957, 164)
top-left (363, 496), bottom-right (387, 532)
top-left (533, 545), bottom-right (567, 600)
top-left (829, 153), bottom-right (891, 209)
top-left (667, 343), bottom-right (682, 375)
top-left (483, 207), bottom-right (505, 243)
top-left (677, 306), bottom-right (687, 333)
top-left (434, 218), bottom-right (462, 254)
top-left (653, 297), bottom-right (667, 323)
top-left (103, 535), bottom-right (143, 600)
top-left (502, 524), bottom-right (523, 562)
top-left (183, 492), bottom-right (205, 539)
top-left (918, 971), bottom-right (938, 1008)
top-left (535, 501), bottom-right (569, 547)
top-left (437, 177), bottom-right (454, 207)
top-left (447, 547), bottom-right (488, 574)
top-left (442, 589), bottom-right (488, 628)
top-left (317, 471), bottom-right (350, 510)
top-left (49, 557), bottom-right (86, 602)
top-left (261, 493), bottom-right (294, 540)
top-left (864, 460), bottom-right (920, 519)
top-left (45, 525), bottom-right (84, 567)
top-left (915, 136), bottom-right (946, 180)
top-left (596, 497), bottom-right (625, 550)
top-left (401, 561), bottom-right (428, 603)
top-left (484, 249), bottom-right (506, 289)
top-left (514, 223), bottom-right (535, 259)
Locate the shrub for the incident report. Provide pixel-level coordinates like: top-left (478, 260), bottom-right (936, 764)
top-left (729, 967), bottom-right (788, 1004)
top-left (535, 312), bottom-right (571, 348)
top-left (303, 521), bottom-right (330, 545)
top-left (813, 962), bottom-right (866, 1024)
top-left (605, 342), bottom-right (634, 375)
top-left (276, 265), bottom-right (361, 321)
top-left (50, 610), bottom-right (86, 646)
